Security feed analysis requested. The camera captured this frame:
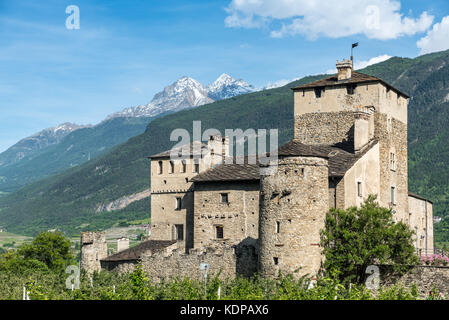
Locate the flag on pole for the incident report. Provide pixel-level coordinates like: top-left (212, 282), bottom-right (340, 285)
top-left (352, 42), bottom-right (359, 48)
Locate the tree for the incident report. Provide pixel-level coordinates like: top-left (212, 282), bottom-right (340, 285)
top-left (320, 195), bottom-right (418, 284)
top-left (0, 231), bottom-right (74, 273)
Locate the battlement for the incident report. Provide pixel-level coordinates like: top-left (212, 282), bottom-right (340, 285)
top-left (81, 231), bottom-right (106, 245)
top-left (336, 58), bottom-right (353, 80)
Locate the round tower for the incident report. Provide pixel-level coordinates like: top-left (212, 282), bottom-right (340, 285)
top-left (258, 152), bottom-right (329, 279)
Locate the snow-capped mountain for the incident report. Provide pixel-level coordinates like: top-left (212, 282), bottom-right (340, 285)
top-left (0, 123), bottom-right (90, 167)
top-left (207, 73), bottom-right (256, 100)
top-left (107, 74), bottom-right (256, 120)
top-left (107, 76), bottom-right (214, 119)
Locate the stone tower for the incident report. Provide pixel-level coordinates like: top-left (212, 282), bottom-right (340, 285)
top-left (292, 58), bottom-right (409, 221)
top-left (80, 231), bottom-right (108, 274)
top-left (149, 135), bottom-right (230, 252)
top-left (258, 144), bottom-right (329, 279)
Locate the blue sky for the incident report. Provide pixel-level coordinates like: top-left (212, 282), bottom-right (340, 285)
top-left (1, 0), bottom-right (449, 152)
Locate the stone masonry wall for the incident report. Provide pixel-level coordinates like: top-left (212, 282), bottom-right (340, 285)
top-left (193, 181), bottom-right (260, 249)
top-left (259, 156), bottom-right (329, 279)
top-left (374, 113), bottom-right (409, 223)
top-left (140, 240), bottom-right (258, 282)
top-left (380, 265), bottom-right (449, 298)
top-left (294, 111), bottom-right (355, 149)
top-left (80, 232), bottom-right (108, 274)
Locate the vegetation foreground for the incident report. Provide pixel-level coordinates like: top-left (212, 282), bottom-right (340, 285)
top-left (0, 265), bottom-right (431, 301)
top-left (0, 198), bottom-right (445, 300)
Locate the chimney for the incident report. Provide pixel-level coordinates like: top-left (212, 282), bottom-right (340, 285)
top-left (336, 58), bottom-right (353, 81)
top-left (354, 106), bottom-right (374, 151)
top-left (207, 135), bottom-right (229, 164)
top-left (117, 237), bottom-right (129, 252)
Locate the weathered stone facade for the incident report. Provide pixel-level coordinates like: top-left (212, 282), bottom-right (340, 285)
top-left (259, 156), bottom-right (329, 279)
top-left (149, 136), bottom-right (229, 252)
top-left (80, 232), bottom-right (108, 274)
top-left (141, 240), bottom-right (258, 282)
top-left (193, 181), bottom-right (259, 248)
top-left (380, 265), bottom-right (449, 298)
top-left (408, 194), bottom-right (434, 255)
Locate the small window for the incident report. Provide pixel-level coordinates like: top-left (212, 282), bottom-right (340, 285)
top-left (390, 152), bottom-right (396, 171)
top-left (158, 161), bottom-right (163, 175)
top-left (175, 224), bottom-right (184, 241)
top-left (302, 90), bottom-right (305, 97)
top-left (175, 197), bottom-right (182, 210)
top-left (181, 160), bottom-right (186, 173)
top-left (194, 163), bottom-right (199, 173)
top-left (346, 84), bottom-right (357, 95)
top-left (314, 88), bottom-right (323, 98)
top-left (391, 187), bottom-right (395, 205)
top-left (169, 161), bottom-right (174, 174)
top-left (221, 193), bottom-right (229, 203)
top-left (273, 257), bottom-right (279, 265)
top-left (216, 225), bottom-right (224, 239)
top-left (357, 182), bottom-right (362, 197)
top-left (276, 221), bottom-right (280, 233)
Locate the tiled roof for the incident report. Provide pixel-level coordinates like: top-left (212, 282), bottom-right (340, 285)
top-left (291, 71), bottom-right (409, 98)
top-left (191, 163), bottom-right (260, 182)
top-left (191, 140), bottom-right (378, 182)
top-left (149, 141), bottom-right (208, 159)
top-left (101, 240), bottom-right (176, 262)
top-left (277, 140), bottom-right (330, 158)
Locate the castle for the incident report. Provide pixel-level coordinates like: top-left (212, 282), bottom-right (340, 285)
top-left (81, 59), bottom-right (434, 280)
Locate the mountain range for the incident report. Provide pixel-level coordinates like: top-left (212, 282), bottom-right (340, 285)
top-left (1, 50), bottom-right (449, 247)
top-left (0, 74), bottom-right (255, 193)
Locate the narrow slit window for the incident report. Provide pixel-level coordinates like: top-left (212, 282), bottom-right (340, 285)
top-left (273, 257), bottom-right (279, 265)
top-left (391, 187), bottom-right (395, 205)
top-left (194, 162), bottom-right (199, 173)
top-left (169, 161), bottom-right (174, 174)
top-left (357, 182), bottom-right (362, 197)
top-left (175, 224), bottom-right (184, 241)
top-left (216, 225), bottom-right (224, 239)
top-left (181, 160), bottom-right (186, 173)
top-left (158, 161), bottom-right (163, 175)
top-left (175, 197), bottom-right (182, 210)
top-left (276, 221), bottom-right (280, 233)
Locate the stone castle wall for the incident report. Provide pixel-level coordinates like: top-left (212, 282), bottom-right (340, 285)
top-left (193, 181), bottom-right (260, 248)
top-left (101, 240), bottom-right (258, 282)
top-left (294, 111), bottom-right (355, 148)
top-left (258, 156), bottom-right (329, 279)
top-left (380, 265), bottom-right (449, 298)
top-left (374, 113), bottom-right (409, 222)
top-left (80, 231), bottom-right (108, 274)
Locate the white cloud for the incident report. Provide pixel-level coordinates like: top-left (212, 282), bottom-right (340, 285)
top-left (417, 16), bottom-right (449, 55)
top-left (326, 54), bottom-right (392, 73)
top-left (225, 0), bottom-right (433, 40)
top-left (263, 78), bottom-right (300, 90)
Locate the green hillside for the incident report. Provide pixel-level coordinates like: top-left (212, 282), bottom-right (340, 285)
top-left (1, 49), bottom-right (449, 244)
top-left (0, 117), bottom-right (153, 192)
